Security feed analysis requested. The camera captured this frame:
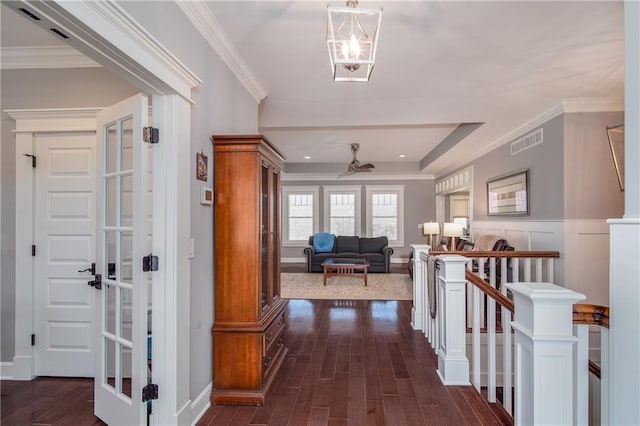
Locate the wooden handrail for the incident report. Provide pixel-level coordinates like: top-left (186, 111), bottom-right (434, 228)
top-left (573, 304), bottom-right (608, 380)
top-left (465, 270), bottom-right (515, 313)
top-left (589, 360), bottom-right (601, 379)
top-left (429, 250), bottom-right (560, 258)
top-left (573, 303), bottom-right (610, 328)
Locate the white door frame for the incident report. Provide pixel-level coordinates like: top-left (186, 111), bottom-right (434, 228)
top-left (6, 1), bottom-right (200, 424)
top-left (9, 108), bottom-right (102, 380)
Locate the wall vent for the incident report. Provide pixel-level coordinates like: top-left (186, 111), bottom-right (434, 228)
top-left (511, 128), bottom-right (543, 155)
top-left (19, 8), bottom-right (41, 21)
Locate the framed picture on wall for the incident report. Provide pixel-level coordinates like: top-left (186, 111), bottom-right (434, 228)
top-left (606, 124), bottom-right (624, 192)
top-left (196, 152), bottom-right (208, 181)
top-left (487, 170), bottom-right (529, 215)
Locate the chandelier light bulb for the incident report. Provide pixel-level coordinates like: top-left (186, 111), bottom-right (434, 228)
top-left (349, 34), bottom-right (361, 58)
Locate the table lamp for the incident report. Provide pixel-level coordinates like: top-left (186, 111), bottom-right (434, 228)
top-left (422, 222), bottom-right (440, 249)
top-left (443, 222), bottom-right (464, 251)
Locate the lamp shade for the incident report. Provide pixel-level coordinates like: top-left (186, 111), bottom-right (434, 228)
top-left (423, 222), bottom-right (440, 235)
top-left (442, 222), bottom-right (463, 238)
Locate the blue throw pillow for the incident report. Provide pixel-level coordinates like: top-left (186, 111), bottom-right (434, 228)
top-left (313, 232), bottom-right (335, 253)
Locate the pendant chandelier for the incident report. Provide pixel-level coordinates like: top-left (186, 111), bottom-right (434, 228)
top-left (326, 0), bottom-right (383, 82)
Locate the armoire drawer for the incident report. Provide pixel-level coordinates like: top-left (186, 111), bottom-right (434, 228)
top-left (263, 309), bottom-right (286, 354)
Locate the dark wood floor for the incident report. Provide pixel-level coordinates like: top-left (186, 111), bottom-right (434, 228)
top-left (199, 299), bottom-right (508, 426)
top-left (1, 265), bottom-right (508, 426)
top-left (0, 376), bottom-right (106, 425)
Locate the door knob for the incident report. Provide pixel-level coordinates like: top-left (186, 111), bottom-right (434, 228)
top-left (78, 263), bottom-right (96, 275)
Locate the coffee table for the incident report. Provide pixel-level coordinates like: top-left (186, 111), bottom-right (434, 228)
top-left (321, 258), bottom-right (369, 286)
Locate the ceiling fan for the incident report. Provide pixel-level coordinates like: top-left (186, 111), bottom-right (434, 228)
top-left (338, 143), bottom-right (375, 178)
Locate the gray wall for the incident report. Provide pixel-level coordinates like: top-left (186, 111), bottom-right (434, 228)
top-left (1, 68), bottom-right (139, 362)
top-left (118, 1), bottom-right (259, 399)
top-left (281, 178), bottom-right (435, 260)
top-left (457, 111), bottom-right (624, 224)
top-left (564, 111), bottom-right (624, 219)
top-left (470, 115), bottom-right (565, 221)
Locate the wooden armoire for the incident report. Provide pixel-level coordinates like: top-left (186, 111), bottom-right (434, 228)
top-left (211, 134), bottom-right (288, 405)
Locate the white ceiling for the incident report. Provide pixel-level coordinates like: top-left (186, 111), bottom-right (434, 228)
top-left (2, 1), bottom-right (625, 177)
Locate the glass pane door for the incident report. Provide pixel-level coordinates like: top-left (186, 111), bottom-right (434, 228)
top-left (94, 94), bottom-right (149, 426)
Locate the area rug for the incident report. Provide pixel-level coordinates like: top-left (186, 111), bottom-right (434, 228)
top-left (281, 273), bottom-right (413, 301)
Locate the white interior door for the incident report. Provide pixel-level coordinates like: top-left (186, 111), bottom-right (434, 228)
top-left (34, 133), bottom-right (97, 377)
top-left (94, 93), bottom-right (150, 426)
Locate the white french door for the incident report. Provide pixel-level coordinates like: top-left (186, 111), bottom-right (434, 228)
top-left (94, 93), bottom-right (151, 426)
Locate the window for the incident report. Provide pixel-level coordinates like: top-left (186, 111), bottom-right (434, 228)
top-left (366, 185), bottom-right (404, 246)
top-left (281, 186), bottom-right (319, 246)
top-left (323, 185), bottom-right (361, 236)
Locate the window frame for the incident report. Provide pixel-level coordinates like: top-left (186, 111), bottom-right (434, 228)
top-left (365, 185), bottom-right (405, 247)
top-left (322, 185), bottom-right (362, 236)
top-left (281, 186), bottom-right (320, 247)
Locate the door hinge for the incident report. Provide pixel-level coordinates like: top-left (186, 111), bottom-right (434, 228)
top-left (32, 245), bottom-right (36, 256)
top-left (142, 383), bottom-right (158, 402)
top-left (143, 254), bottom-right (159, 272)
top-left (31, 334), bottom-right (35, 346)
top-left (24, 154), bottom-right (36, 168)
top-left (143, 127), bottom-right (159, 144)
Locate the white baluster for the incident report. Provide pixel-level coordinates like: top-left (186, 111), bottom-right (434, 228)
top-left (487, 295), bottom-right (496, 403)
top-left (472, 286), bottom-right (481, 391)
top-left (410, 244), bottom-right (429, 331)
top-left (574, 323), bottom-right (589, 425)
top-left (503, 307), bottom-right (513, 415)
top-left (601, 327), bottom-right (609, 425)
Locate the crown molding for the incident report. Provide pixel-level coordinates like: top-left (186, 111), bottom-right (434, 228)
top-left (561, 97), bottom-right (624, 113)
top-left (13, 0), bottom-right (203, 102)
top-left (281, 172), bottom-right (434, 182)
top-left (177, 1), bottom-right (267, 103)
top-left (78, 1), bottom-right (203, 89)
top-left (0, 46), bottom-right (100, 70)
top-left (434, 97), bottom-right (624, 178)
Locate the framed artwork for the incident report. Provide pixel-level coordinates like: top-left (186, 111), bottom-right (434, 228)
top-left (196, 152), bottom-right (208, 181)
top-left (487, 170), bottom-right (529, 215)
top-left (200, 187), bottom-right (213, 205)
top-left (606, 124), bottom-right (624, 192)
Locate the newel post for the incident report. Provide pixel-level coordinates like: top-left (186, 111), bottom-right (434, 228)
top-left (410, 244), bottom-right (429, 331)
top-left (506, 282), bottom-right (586, 426)
top-left (437, 255), bottom-right (470, 385)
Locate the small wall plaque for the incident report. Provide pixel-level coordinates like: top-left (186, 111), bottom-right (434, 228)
top-left (201, 187), bottom-right (213, 205)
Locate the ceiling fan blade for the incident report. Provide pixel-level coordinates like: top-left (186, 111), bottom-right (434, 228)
top-left (358, 163), bottom-right (375, 169)
top-left (338, 169), bottom-right (356, 178)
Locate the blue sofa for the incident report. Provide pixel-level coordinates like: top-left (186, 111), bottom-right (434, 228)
top-left (303, 235), bottom-right (394, 273)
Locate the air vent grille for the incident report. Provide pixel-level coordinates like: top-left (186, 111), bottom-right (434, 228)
top-left (511, 128), bottom-right (543, 155)
top-left (50, 28), bottom-right (69, 39)
top-left (19, 8), bottom-right (41, 20)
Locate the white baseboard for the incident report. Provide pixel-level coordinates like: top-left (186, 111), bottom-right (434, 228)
top-left (11, 355), bottom-right (34, 380)
top-left (191, 382), bottom-right (212, 425)
top-left (0, 362), bottom-right (14, 379)
top-left (391, 257), bottom-right (408, 264)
